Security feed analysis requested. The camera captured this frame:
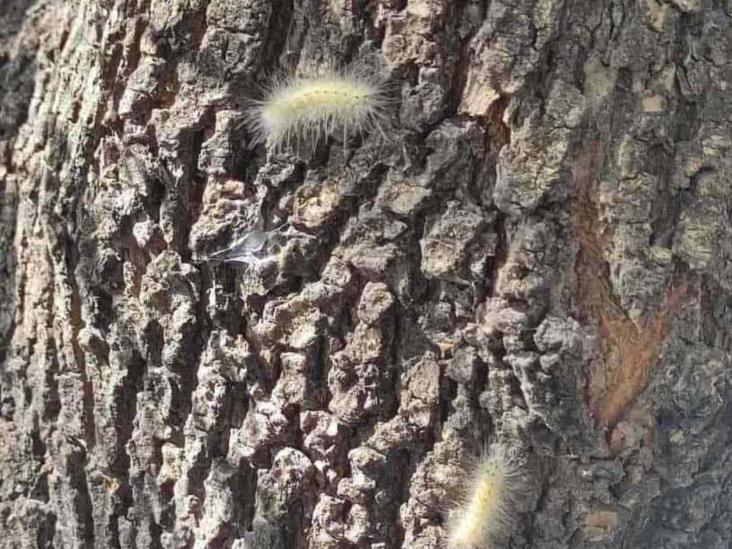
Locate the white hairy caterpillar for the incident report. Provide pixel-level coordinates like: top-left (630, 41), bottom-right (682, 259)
top-left (446, 444), bottom-right (527, 549)
top-left (243, 62), bottom-right (394, 150)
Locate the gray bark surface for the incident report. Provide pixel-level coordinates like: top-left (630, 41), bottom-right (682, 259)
top-left (1, 0), bottom-right (731, 548)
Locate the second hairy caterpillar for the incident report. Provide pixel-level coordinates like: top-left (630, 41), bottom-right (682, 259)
top-left (446, 445), bottom-right (527, 548)
top-left (243, 64), bottom-right (393, 150)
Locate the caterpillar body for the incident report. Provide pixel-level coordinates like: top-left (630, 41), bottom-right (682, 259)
top-left (446, 445), bottom-right (526, 549)
top-left (243, 65), bottom-right (393, 150)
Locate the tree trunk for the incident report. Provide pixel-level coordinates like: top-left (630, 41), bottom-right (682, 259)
top-left (1, 0), bottom-right (731, 548)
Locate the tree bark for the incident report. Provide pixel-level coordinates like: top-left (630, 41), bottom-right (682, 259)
top-left (1, 0), bottom-right (731, 548)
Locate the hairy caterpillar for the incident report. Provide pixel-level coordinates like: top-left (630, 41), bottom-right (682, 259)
top-left (243, 63), bottom-right (394, 150)
top-left (446, 445), bottom-right (526, 548)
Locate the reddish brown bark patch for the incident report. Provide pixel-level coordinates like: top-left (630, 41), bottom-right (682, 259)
top-left (592, 284), bottom-right (687, 427)
top-left (570, 141), bottom-right (687, 429)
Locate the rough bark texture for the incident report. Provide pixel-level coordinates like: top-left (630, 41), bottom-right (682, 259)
top-left (1, 0), bottom-right (731, 548)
